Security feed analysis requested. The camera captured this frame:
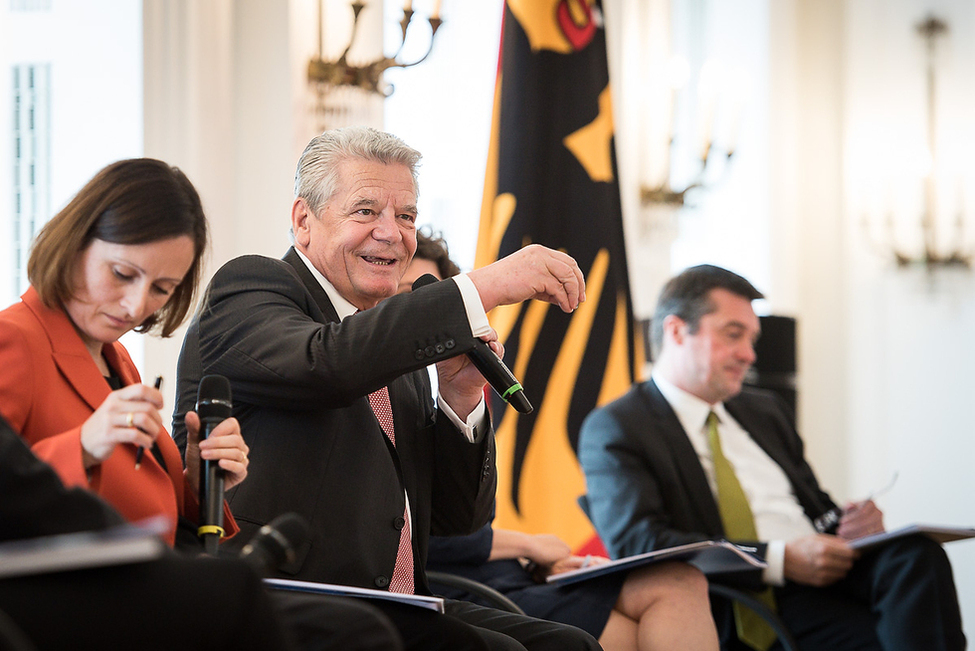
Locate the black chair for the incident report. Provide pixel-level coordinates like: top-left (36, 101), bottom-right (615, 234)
top-left (0, 609), bottom-right (37, 651)
top-left (426, 570), bottom-right (526, 615)
top-left (707, 583), bottom-right (799, 651)
top-left (744, 315), bottom-right (798, 414)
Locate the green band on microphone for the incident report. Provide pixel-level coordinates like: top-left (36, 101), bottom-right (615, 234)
top-left (502, 383), bottom-right (524, 401)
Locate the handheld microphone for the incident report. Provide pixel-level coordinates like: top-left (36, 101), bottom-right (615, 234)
top-left (412, 274), bottom-right (533, 414)
top-left (239, 513), bottom-right (311, 576)
top-left (196, 374), bottom-right (232, 555)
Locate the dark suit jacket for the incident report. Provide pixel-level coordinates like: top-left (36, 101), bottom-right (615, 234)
top-left (174, 248), bottom-right (497, 594)
top-left (578, 378), bottom-right (836, 588)
top-left (0, 412), bottom-right (123, 542)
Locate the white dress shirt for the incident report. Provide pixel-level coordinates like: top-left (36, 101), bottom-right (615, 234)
top-left (653, 372), bottom-right (816, 585)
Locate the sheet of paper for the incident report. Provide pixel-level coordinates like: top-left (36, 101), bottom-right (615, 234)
top-left (547, 539), bottom-right (766, 586)
top-left (265, 578), bottom-right (446, 613)
top-left (848, 524), bottom-right (975, 551)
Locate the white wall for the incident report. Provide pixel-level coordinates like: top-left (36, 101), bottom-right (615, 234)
top-left (838, 0), bottom-right (975, 633)
top-left (0, 0), bottom-right (142, 314)
top-left (141, 0), bottom-right (300, 414)
top-left (383, 0), bottom-right (503, 272)
top-left (763, 0), bottom-right (975, 634)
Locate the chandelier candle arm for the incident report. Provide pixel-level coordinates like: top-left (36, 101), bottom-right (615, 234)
top-left (307, 0), bottom-right (443, 97)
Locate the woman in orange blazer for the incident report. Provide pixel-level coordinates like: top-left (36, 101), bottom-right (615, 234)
top-left (0, 158), bottom-right (248, 548)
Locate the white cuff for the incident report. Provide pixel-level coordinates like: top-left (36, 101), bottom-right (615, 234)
top-left (438, 392), bottom-right (487, 443)
top-left (762, 539), bottom-right (786, 586)
top-left (453, 275), bottom-right (491, 338)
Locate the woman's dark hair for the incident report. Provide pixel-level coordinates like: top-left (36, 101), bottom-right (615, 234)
top-left (28, 158), bottom-right (208, 337)
top-left (414, 227), bottom-right (461, 279)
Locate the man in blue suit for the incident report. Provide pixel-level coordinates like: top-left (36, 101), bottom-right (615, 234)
top-left (579, 264), bottom-right (965, 651)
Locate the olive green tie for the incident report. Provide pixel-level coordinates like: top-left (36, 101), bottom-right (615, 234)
top-left (707, 411), bottom-right (777, 651)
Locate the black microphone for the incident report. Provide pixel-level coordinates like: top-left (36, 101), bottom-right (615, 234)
top-left (196, 374), bottom-right (232, 555)
top-left (239, 513), bottom-right (311, 576)
top-left (412, 273), bottom-right (533, 414)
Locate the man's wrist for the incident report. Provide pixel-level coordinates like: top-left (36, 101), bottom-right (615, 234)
top-left (438, 393), bottom-right (487, 442)
top-left (453, 275), bottom-right (491, 337)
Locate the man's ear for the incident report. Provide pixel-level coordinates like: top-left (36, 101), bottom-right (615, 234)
top-left (662, 314), bottom-right (687, 346)
top-left (291, 198), bottom-right (313, 248)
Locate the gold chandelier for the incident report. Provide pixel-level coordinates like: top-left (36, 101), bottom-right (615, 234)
top-left (307, 1), bottom-right (443, 98)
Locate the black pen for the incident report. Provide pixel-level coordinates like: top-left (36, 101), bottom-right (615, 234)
top-left (134, 375), bottom-right (163, 469)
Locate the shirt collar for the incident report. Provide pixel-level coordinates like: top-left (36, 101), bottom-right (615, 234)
top-left (294, 248), bottom-right (358, 321)
top-left (652, 371), bottom-right (730, 433)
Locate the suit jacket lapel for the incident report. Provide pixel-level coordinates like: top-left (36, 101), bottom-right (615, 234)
top-left (283, 248), bottom-right (409, 473)
top-left (23, 288), bottom-right (116, 412)
top-left (725, 401), bottom-right (790, 470)
top-left (283, 247), bottom-right (341, 324)
top-left (641, 380), bottom-right (725, 535)
top-left (725, 396), bottom-right (827, 520)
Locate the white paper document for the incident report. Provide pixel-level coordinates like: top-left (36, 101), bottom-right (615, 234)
top-left (547, 539), bottom-right (766, 586)
top-left (849, 524), bottom-right (975, 551)
top-left (265, 578), bottom-right (446, 613)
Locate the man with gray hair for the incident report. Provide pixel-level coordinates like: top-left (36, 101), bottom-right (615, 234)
top-left (579, 263), bottom-right (964, 651)
top-left (175, 127), bottom-right (599, 650)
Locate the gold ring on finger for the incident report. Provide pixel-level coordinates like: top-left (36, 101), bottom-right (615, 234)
top-left (126, 412), bottom-right (135, 428)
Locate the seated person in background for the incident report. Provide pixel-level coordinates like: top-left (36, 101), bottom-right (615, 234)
top-left (0, 159), bottom-right (403, 651)
top-left (578, 263), bottom-right (965, 651)
top-left (406, 230), bottom-right (721, 651)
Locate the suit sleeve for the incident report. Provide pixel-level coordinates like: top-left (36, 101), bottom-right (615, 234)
top-left (0, 314), bottom-right (91, 487)
top-left (0, 414), bottom-right (124, 542)
top-left (579, 406), bottom-right (715, 558)
top-left (0, 316), bottom-right (34, 435)
top-left (170, 320), bottom-right (201, 458)
top-left (738, 391), bottom-right (837, 519)
top-left (428, 522), bottom-right (494, 567)
top-left (197, 256), bottom-right (479, 410)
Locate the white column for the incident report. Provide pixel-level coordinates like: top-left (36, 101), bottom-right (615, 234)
top-left (141, 0), bottom-right (296, 415)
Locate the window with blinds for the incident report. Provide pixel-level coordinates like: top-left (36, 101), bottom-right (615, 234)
top-left (11, 62), bottom-right (50, 299)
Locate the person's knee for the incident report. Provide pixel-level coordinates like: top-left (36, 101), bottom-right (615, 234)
top-left (631, 561), bottom-right (710, 597)
top-left (269, 591), bottom-right (404, 651)
top-left (617, 561), bottom-right (711, 620)
top-left (881, 534), bottom-right (953, 577)
top-left (670, 562), bottom-right (710, 596)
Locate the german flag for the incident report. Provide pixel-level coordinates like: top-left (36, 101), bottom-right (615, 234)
top-left (476, 0), bottom-right (643, 554)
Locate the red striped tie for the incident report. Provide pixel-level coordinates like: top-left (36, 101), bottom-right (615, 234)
top-left (368, 386), bottom-right (415, 594)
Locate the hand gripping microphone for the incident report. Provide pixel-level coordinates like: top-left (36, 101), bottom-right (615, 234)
top-left (239, 513), bottom-right (311, 576)
top-left (412, 274), bottom-right (533, 414)
top-left (196, 374), bottom-right (233, 555)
